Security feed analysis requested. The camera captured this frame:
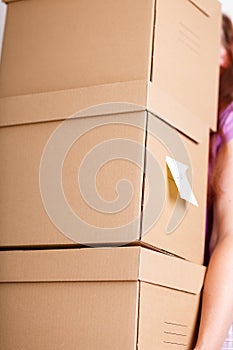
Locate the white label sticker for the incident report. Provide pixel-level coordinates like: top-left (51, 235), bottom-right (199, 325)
top-left (166, 156), bottom-right (198, 207)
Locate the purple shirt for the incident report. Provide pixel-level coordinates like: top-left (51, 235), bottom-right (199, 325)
top-left (205, 102), bottom-right (233, 265)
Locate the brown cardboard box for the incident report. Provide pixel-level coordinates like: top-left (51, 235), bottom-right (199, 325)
top-left (0, 0), bottom-right (221, 141)
top-left (0, 246), bottom-right (206, 350)
top-left (0, 106), bottom-right (209, 263)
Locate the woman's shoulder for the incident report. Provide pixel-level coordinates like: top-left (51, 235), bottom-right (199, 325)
top-left (219, 102), bottom-right (233, 144)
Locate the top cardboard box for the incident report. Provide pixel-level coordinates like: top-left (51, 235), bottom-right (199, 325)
top-left (0, 0), bottom-right (221, 141)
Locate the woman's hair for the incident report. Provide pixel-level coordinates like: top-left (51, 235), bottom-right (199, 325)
top-left (219, 14), bottom-right (233, 109)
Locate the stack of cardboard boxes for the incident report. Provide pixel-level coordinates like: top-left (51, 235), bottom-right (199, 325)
top-left (0, 0), bottom-right (221, 349)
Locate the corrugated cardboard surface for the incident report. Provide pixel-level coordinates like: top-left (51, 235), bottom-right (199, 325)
top-left (0, 0), bottom-right (154, 96)
top-left (0, 111), bottom-right (146, 247)
top-left (0, 0), bottom-right (221, 141)
top-left (142, 113), bottom-right (209, 263)
top-left (0, 82), bottom-right (147, 126)
top-left (0, 110), bottom-right (209, 263)
top-left (0, 281), bottom-right (139, 349)
top-left (0, 247), bottom-right (205, 350)
top-left (148, 0), bottom-right (221, 133)
top-left (0, 247), bottom-right (205, 293)
top-left (138, 282), bottom-right (200, 349)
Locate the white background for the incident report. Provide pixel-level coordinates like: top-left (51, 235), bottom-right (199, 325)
top-left (220, 0), bottom-right (233, 19)
top-left (0, 1), bottom-right (6, 58)
top-left (0, 0), bottom-right (233, 59)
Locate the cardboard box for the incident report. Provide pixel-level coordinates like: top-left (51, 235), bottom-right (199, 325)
top-left (0, 246), bottom-right (206, 350)
top-left (0, 0), bottom-right (221, 141)
top-left (0, 106), bottom-right (209, 263)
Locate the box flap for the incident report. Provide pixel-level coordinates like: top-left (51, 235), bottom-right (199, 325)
top-left (0, 247), bottom-right (205, 295)
top-left (0, 247), bottom-right (141, 282)
top-left (187, 0), bottom-right (220, 17)
top-left (147, 82), bottom-right (207, 143)
top-left (139, 248), bottom-right (206, 295)
top-left (0, 81), bottom-right (147, 127)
